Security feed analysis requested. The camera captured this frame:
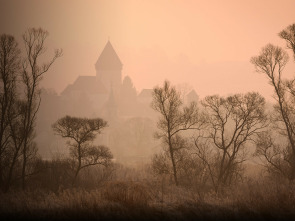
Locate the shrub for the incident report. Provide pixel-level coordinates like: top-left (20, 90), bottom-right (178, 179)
top-left (101, 181), bottom-right (151, 207)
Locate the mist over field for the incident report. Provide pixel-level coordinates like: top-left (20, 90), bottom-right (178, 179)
top-left (1, 1), bottom-right (295, 220)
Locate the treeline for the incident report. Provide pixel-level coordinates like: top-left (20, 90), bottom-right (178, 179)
top-left (151, 23), bottom-right (295, 193)
top-left (0, 28), bottom-right (62, 192)
top-left (0, 23), bottom-right (295, 195)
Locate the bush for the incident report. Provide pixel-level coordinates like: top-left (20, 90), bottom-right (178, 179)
top-left (101, 181), bottom-right (151, 207)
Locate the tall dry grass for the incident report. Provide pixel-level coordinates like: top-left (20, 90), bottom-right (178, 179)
top-left (1, 163), bottom-right (295, 220)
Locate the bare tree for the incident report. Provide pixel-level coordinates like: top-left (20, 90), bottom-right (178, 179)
top-left (255, 130), bottom-right (294, 180)
top-left (151, 80), bottom-right (202, 186)
top-left (279, 23), bottom-right (295, 60)
top-left (0, 34), bottom-right (20, 190)
top-left (280, 23), bottom-right (295, 115)
top-left (52, 116), bottom-right (113, 184)
top-left (280, 23), bottom-right (295, 120)
top-left (251, 42), bottom-right (295, 179)
top-left (194, 93), bottom-right (267, 192)
top-left (4, 100), bottom-right (27, 192)
top-left (20, 28), bottom-right (62, 190)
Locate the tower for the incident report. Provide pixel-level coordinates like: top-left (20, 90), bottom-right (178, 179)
top-left (105, 86), bottom-right (118, 122)
top-left (95, 40), bottom-right (123, 94)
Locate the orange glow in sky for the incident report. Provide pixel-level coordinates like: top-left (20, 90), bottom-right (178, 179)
top-left (1, 0), bottom-right (294, 101)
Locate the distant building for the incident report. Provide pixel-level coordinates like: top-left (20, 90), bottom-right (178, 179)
top-left (95, 41), bottom-right (123, 95)
top-left (60, 40), bottom-right (154, 121)
top-left (138, 89), bottom-right (153, 105)
top-left (37, 40), bottom-right (198, 162)
top-left (186, 89), bottom-right (199, 104)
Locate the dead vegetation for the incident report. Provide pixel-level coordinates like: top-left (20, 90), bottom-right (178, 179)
top-left (0, 163), bottom-right (295, 221)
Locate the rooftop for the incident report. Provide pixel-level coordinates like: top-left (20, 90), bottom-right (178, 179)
top-left (95, 41), bottom-right (123, 71)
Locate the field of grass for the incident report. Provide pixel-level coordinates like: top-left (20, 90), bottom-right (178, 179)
top-left (1, 175), bottom-right (295, 221)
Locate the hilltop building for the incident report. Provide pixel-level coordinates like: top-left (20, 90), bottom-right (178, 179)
top-left (37, 40), bottom-right (198, 163)
top-left (60, 40), bottom-right (199, 121)
top-left (61, 41), bottom-right (135, 120)
top-left (95, 41), bottom-right (123, 95)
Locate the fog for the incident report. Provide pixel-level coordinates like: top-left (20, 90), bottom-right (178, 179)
top-left (1, 0), bottom-right (294, 161)
top-left (1, 1), bottom-right (295, 219)
top-left (1, 0), bottom-right (295, 100)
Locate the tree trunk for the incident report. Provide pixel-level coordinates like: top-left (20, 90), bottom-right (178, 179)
top-left (216, 150), bottom-right (227, 191)
top-left (72, 166), bottom-right (80, 186)
top-left (4, 150), bottom-right (19, 192)
top-left (21, 145), bottom-right (27, 190)
top-left (168, 136), bottom-right (178, 186)
top-left (72, 144), bottom-right (82, 185)
top-left (0, 158), bottom-right (3, 190)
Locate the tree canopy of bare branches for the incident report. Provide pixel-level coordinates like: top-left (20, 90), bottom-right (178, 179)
top-left (0, 34), bottom-right (20, 190)
top-left (279, 23), bottom-right (295, 61)
top-left (151, 80), bottom-right (202, 186)
top-left (0, 28), bottom-right (62, 191)
top-left (20, 28), bottom-right (62, 190)
top-left (52, 116), bottom-right (112, 184)
top-left (194, 92), bottom-right (267, 192)
top-left (251, 27), bottom-right (295, 179)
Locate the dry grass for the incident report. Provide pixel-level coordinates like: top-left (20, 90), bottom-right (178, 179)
top-left (101, 181), bottom-right (151, 207)
top-left (229, 178), bottom-right (295, 219)
top-left (1, 173), bottom-right (295, 220)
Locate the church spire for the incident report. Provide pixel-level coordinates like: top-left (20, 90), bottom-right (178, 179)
top-left (95, 41), bottom-right (122, 71)
top-left (95, 40), bottom-right (123, 95)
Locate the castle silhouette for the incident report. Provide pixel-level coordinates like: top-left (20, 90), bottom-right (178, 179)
top-left (36, 40), bottom-right (198, 160)
top-left (60, 40), bottom-right (155, 121)
top-left (60, 40), bottom-right (198, 123)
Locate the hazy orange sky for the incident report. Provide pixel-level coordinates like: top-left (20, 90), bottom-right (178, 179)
top-left (1, 0), bottom-right (295, 101)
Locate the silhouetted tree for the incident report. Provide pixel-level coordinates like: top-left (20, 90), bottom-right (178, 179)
top-left (152, 135), bottom-right (206, 187)
top-left (20, 28), bottom-right (62, 190)
top-left (0, 34), bottom-right (20, 190)
top-left (52, 116), bottom-right (112, 184)
top-left (151, 80), bottom-right (202, 186)
top-left (194, 93), bottom-right (267, 192)
top-left (251, 42), bottom-right (295, 179)
top-left (279, 23), bottom-right (295, 60)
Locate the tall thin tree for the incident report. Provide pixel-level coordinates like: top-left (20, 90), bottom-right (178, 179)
top-left (21, 28), bottom-right (62, 190)
top-left (151, 80), bottom-right (202, 186)
top-left (0, 34), bottom-right (20, 190)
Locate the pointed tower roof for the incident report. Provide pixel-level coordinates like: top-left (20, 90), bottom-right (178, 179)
top-left (186, 89), bottom-right (199, 103)
top-left (95, 41), bottom-right (123, 70)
